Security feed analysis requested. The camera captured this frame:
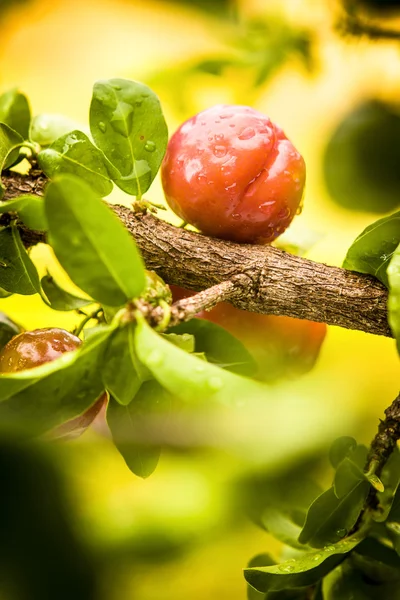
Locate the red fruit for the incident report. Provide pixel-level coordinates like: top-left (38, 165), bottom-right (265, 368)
top-left (0, 327), bottom-right (108, 439)
top-left (161, 105), bottom-right (305, 244)
top-left (170, 286), bottom-right (326, 381)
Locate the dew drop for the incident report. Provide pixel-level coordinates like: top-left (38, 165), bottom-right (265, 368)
top-left (229, 123), bottom-right (236, 128)
top-left (98, 121), bottom-right (107, 133)
top-left (232, 213), bottom-right (241, 220)
top-left (145, 141), bottom-right (156, 152)
top-left (313, 554), bottom-right (322, 561)
top-left (324, 545), bottom-right (335, 552)
top-left (215, 133), bottom-right (224, 141)
top-left (215, 120), bottom-right (221, 124)
top-left (238, 127), bottom-right (255, 140)
top-left (220, 113), bottom-right (233, 119)
top-left (278, 564), bottom-right (295, 573)
top-left (213, 145), bottom-right (227, 158)
top-left (336, 528), bottom-right (347, 538)
top-left (147, 350), bottom-right (163, 367)
top-left (197, 175), bottom-right (207, 184)
top-left (201, 121), bottom-right (207, 126)
top-left (208, 135), bottom-right (214, 142)
top-left (208, 376), bottom-right (223, 391)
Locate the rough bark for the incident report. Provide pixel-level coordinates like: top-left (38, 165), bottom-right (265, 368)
top-left (2, 170), bottom-right (392, 338)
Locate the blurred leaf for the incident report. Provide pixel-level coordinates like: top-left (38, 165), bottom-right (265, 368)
top-left (90, 78), bottom-right (167, 196)
top-left (247, 554), bottom-right (275, 600)
top-left (324, 100), bottom-right (400, 213)
top-left (107, 380), bottom-right (171, 478)
top-left (354, 537), bottom-right (400, 578)
top-left (38, 130), bottom-right (113, 197)
top-left (164, 0), bottom-right (234, 16)
top-left (322, 559), bottom-right (400, 600)
top-left (168, 318), bottom-right (257, 376)
top-left (343, 212), bottom-right (400, 287)
top-left (0, 312), bottom-right (22, 350)
top-left (387, 243), bottom-right (400, 351)
top-left (30, 113), bottom-right (83, 147)
top-left (0, 123), bottom-right (23, 192)
top-left (0, 326), bottom-right (112, 434)
top-left (386, 522), bottom-right (400, 556)
top-left (374, 447), bottom-right (400, 522)
top-left (41, 273), bottom-right (92, 311)
top-left (298, 484), bottom-right (370, 548)
top-left (0, 225), bottom-right (40, 295)
top-left (333, 445), bottom-right (370, 498)
top-left (262, 508), bottom-right (307, 550)
top-left (244, 534), bottom-right (363, 593)
top-left (0, 194), bottom-right (47, 230)
top-left (134, 315), bottom-right (266, 404)
top-left (102, 325), bottom-right (142, 405)
top-left (0, 88), bottom-right (31, 139)
top-left (45, 175), bottom-right (145, 305)
top-left (329, 436), bottom-right (358, 469)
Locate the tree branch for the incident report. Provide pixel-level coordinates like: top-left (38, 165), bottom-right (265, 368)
top-left (2, 170), bottom-right (392, 338)
top-left (367, 392), bottom-right (400, 478)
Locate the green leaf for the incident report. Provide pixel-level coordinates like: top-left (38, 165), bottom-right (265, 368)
top-left (329, 437), bottom-right (357, 469)
top-left (107, 380), bottom-right (170, 478)
top-left (45, 175), bottom-right (145, 306)
top-left (323, 559), bottom-right (400, 600)
top-left (0, 312), bottom-right (22, 350)
top-left (38, 130), bottom-right (113, 197)
top-left (354, 537), bottom-right (400, 577)
top-left (0, 326), bottom-right (112, 434)
top-left (41, 273), bottom-right (92, 311)
top-left (30, 113), bottom-right (82, 147)
top-left (167, 318), bottom-right (257, 376)
top-left (161, 332), bottom-right (195, 353)
top-left (386, 522), bottom-right (400, 556)
top-left (388, 243), bottom-right (400, 351)
top-left (0, 225), bottom-right (40, 295)
top-left (90, 78), bottom-right (168, 196)
top-left (375, 448), bottom-right (400, 522)
top-left (244, 534), bottom-right (363, 593)
top-left (134, 315), bottom-right (266, 405)
top-left (0, 195), bottom-right (47, 231)
top-left (0, 123), bottom-right (23, 193)
top-left (247, 554), bottom-right (274, 600)
top-left (262, 508), bottom-right (307, 550)
top-left (102, 325), bottom-right (142, 405)
top-left (0, 89), bottom-right (31, 139)
top-left (298, 484), bottom-right (370, 548)
top-left (334, 459), bottom-right (366, 499)
top-left (343, 212), bottom-right (400, 287)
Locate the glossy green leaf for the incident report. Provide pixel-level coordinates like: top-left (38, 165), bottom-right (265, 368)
top-left (343, 212), bottom-right (400, 287)
top-left (90, 78), bottom-right (168, 196)
top-left (334, 458), bottom-right (366, 499)
top-left (161, 332), bottom-right (195, 353)
top-left (0, 312), bottom-right (22, 350)
top-left (388, 243), bottom-right (400, 351)
top-left (0, 89), bottom-right (31, 139)
top-left (0, 123), bottom-right (23, 193)
top-left (107, 380), bottom-right (170, 478)
top-left (0, 225), bottom-right (40, 295)
top-left (0, 195), bottom-right (47, 231)
top-left (322, 559), bottom-right (400, 600)
top-left (102, 325), bottom-right (142, 405)
top-left (134, 316), bottom-right (266, 405)
top-left (245, 534), bottom-right (362, 593)
top-left (262, 508), bottom-right (307, 550)
top-left (45, 175), bottom-right (146, 306)
top-left (168, 318), bottom-right (257, 376)
top-left (41, 273), bottom-right (92, 311)
top-left (354, 536), bottom-right (400, 577)
top-left (0, 327), bottom-right (112, 434)
top-left (298, 484), bottom-right (370, 548)
top-left (375, 448), bottom-right (400, 522)
top-left (38, 130), bottom-right (113, 197)
top-left (30, 113), bottom-right (82, 147)
top-left (329, 436), bottom-right (357, 469)
top-left (247, 554), bottom-right (275, 600)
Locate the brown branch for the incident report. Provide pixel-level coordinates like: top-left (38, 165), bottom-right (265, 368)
top-left (1, 170), bottom-right (392, 338)
top-left (169, 280), bottom-right (239, 326)
top-left (367, 392), bottom-right (400, 477)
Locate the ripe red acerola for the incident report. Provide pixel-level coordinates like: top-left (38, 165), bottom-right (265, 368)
top-left (0, 328), bottom-right (107, 438)
top-left (170, 285), bottom-right (326, 381)
top-left (161, 105), bottom-right (305, 244)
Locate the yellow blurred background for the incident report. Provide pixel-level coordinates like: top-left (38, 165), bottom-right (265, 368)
top-left (0, 0), bottom-right (399, 598)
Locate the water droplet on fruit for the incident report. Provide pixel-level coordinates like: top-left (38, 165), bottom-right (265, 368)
top-left (145, 141), bottom-right (156, 152)
top-left (336, 529), bottom-right (347, 538)
top-left (201, 121), bottom-right (206, 126)
top-left (215, 120), bottom-right (221, 124)
top-left (197, 175), bottom-right (207, 184)
top-left (278, 564), bottom-right (295, 573)
top-left (208, 376), bottom-right (223, 391)
top-left (220, 113), bottom-right (233, 119)
top-left (232, 213), bottom-right (241, 220)
top-left (259, 200), bottom-right (275, 213)
top-left (215, 133), bottom-right (224, 141)
top-left (225, 183), bottom-right (237, 191)
top-left (277, 206), bottom-right (291, 221)
top-left (238, 127), bottom-right (255, 140)
top-left (98, 121), bottom-right (107, 133)
top-left (147, 350), bottom-right (163, 367)
top-left (213, 145), bottom-right (227, 158)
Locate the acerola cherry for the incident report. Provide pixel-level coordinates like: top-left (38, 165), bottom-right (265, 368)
top-left (0, 327), bottom-right (107, 439)
top-left (170, 285), bottom-right (326, 381)
top-left (161, 105), bottom-right (305, 244)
